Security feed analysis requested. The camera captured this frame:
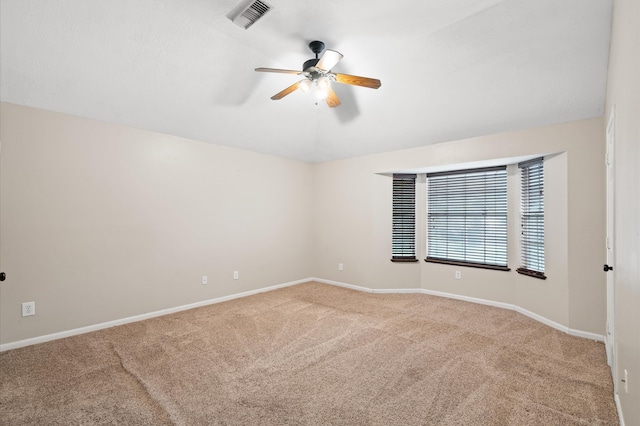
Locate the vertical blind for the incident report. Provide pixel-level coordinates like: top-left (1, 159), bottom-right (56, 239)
top-left (518, 158), bottom-right (545, 277)
top-left (427, 166), bottom-right (508, 269)
top-left (392, 174), bottom-right (417, 261)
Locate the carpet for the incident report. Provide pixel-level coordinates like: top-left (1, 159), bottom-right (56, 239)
top-left (0, 282), bottom-right (618, 425)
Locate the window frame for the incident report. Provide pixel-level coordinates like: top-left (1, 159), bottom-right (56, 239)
top-left (517, 158), bottom-right (546, 279)
top-left (425, 166), bottom-right (510, 271)
top-left (391, 173), bottom-right (418, 262)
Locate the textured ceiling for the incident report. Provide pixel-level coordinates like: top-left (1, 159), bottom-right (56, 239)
top-left (0, 0), bottom-right (612, 163)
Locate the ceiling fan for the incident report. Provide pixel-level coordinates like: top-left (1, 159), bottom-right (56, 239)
top-left (255, 41), bottom-right (381, 108)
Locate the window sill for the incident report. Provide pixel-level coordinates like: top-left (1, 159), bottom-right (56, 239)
top-left (516, 268), bottom-right (547, 280)
top-left (424, 257), bottom-right (510, 272)
top-left (391, 258), bottom-right (419, 263)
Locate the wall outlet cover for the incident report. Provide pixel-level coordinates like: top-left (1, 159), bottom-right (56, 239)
top-left (22, 301), bottom-right (35, 317)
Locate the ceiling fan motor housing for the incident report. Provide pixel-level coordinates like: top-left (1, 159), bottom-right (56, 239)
top-left (303, 58), bottom-right (320, 72)
top-left (303, 40), bottom-right (325, 73)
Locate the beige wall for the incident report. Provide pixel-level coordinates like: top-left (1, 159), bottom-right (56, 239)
top-left (605, 0), bottom-right (640, 423)
top-left (0, 103), bottom-right (315, 345)
top-left (314, 117), bottom-right (606, 335)
top-left (1, 103), bottom-right (607, 350)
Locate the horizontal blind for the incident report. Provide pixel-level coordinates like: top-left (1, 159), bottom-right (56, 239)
top-left (427, 166), bottom-right (508, 268)
top-left (392, 174), bottom-right (417, 261)
top-left (519, 158), bottom-right (544, 274)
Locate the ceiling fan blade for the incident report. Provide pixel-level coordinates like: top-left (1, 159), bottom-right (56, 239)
top-left (334, 73), bottom-right (382, 89)
top-left (271, 81), bottom-right (302, 100)
top-left (255, 67), bottom-right (301, 75)
top-left (325, 86), bottom-right (341, 108)
top-left (316, 49), bottom-right (343, 72)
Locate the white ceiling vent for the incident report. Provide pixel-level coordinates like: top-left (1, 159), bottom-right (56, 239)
top-left (227, 0), bottom-right (272, 30)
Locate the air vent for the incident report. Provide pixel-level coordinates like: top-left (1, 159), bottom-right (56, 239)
top-left (227, 0), bottom-right (272, 30)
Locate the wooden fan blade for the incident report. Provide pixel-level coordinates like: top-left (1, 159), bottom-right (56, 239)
top-left (255, 67), bottom-right (301, 75)
top-left (271, 81), bottom-right (301, 100)
top-left (316, 50), bottom-right (343, 72)
top-left (325, 86), bottom-right (341, 108)
top-left (334, 73), bottom-right (382, 89)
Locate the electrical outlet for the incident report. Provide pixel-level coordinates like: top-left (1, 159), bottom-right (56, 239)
top-left (201, 275), bottom-right (208, 285)
top-left (22, 301), bottom-right (35, 317)
top-left (233, 271), bottom-right (239, 280)
top-left (455, 271), bottom-right (462, 279)
top-left (338, 263), bottom-right (344, 271)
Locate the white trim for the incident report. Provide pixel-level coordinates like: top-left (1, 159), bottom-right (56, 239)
top-left (379, 152), bottom-right (560, 177)
top-left (615, 393), bottom-right (625, 426)
top-left (313, 278), bottom-right (375, 293)
top-left (0, 277), bottom-right (604, 352)
top-left (420, 287), bottom-right (515, 311)
top-left (0, 278), bottom-right (309, 352)
top-left (567, 327), bottom-right (605, 342)
top-left (315, 278), bottom-right (605, 342)
top-left (313, 278), bottom-right (423, 294)
top-left (372, 288), bottom-right (424, 294)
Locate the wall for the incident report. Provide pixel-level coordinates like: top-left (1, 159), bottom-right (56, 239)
top-left (604, 0), bottom-right (640, 423)
top-left (0, 103), bottom-right (315, 345)
top-left (314, 117), bottom-right (606, 335)
top-left (0, 104), bottom-right (609, 353)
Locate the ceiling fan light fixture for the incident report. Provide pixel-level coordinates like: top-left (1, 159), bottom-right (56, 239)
top-left (299, 79), bottom-right (312, 93)
top-left (317, 76), bottom-right (330, 91)
top-left (315, 86), bottom-right (329, 101)
top-left (315, 76), bottom-right (331, 100)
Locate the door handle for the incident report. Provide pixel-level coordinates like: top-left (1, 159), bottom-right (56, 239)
top-left (0, 272), bottom-right (5, 281)
top-left (603, 264), bottom-right (613, 272)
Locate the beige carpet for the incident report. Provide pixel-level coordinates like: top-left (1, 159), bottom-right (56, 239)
top-left (0, 282), bottom-right (618, 425)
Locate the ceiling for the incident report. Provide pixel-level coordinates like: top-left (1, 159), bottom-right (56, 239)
top-left (0, 0), bottom-right (612, 163)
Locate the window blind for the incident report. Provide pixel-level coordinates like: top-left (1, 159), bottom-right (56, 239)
top-left (392, 174), bottom-right (417, 262)
top-left (427, 166), bottom-right (508, 270)
top-left (518, 158), bottom-right (545, 279)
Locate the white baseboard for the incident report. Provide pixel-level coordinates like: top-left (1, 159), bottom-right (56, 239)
top-left (420, 287), bottom-right (515, 311)
top-left (315, 278), bottom-right (423, 294)
top-left (313, 278), bottom-right (605, 342)
top-left (0, 278), bottom-right (309, 352)
top-left (615, 393), bottom-right (625, 426)
top-left (0, 277), bottom-right (605, 352)
top-left (314, 278), bottom-right (375, 293)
